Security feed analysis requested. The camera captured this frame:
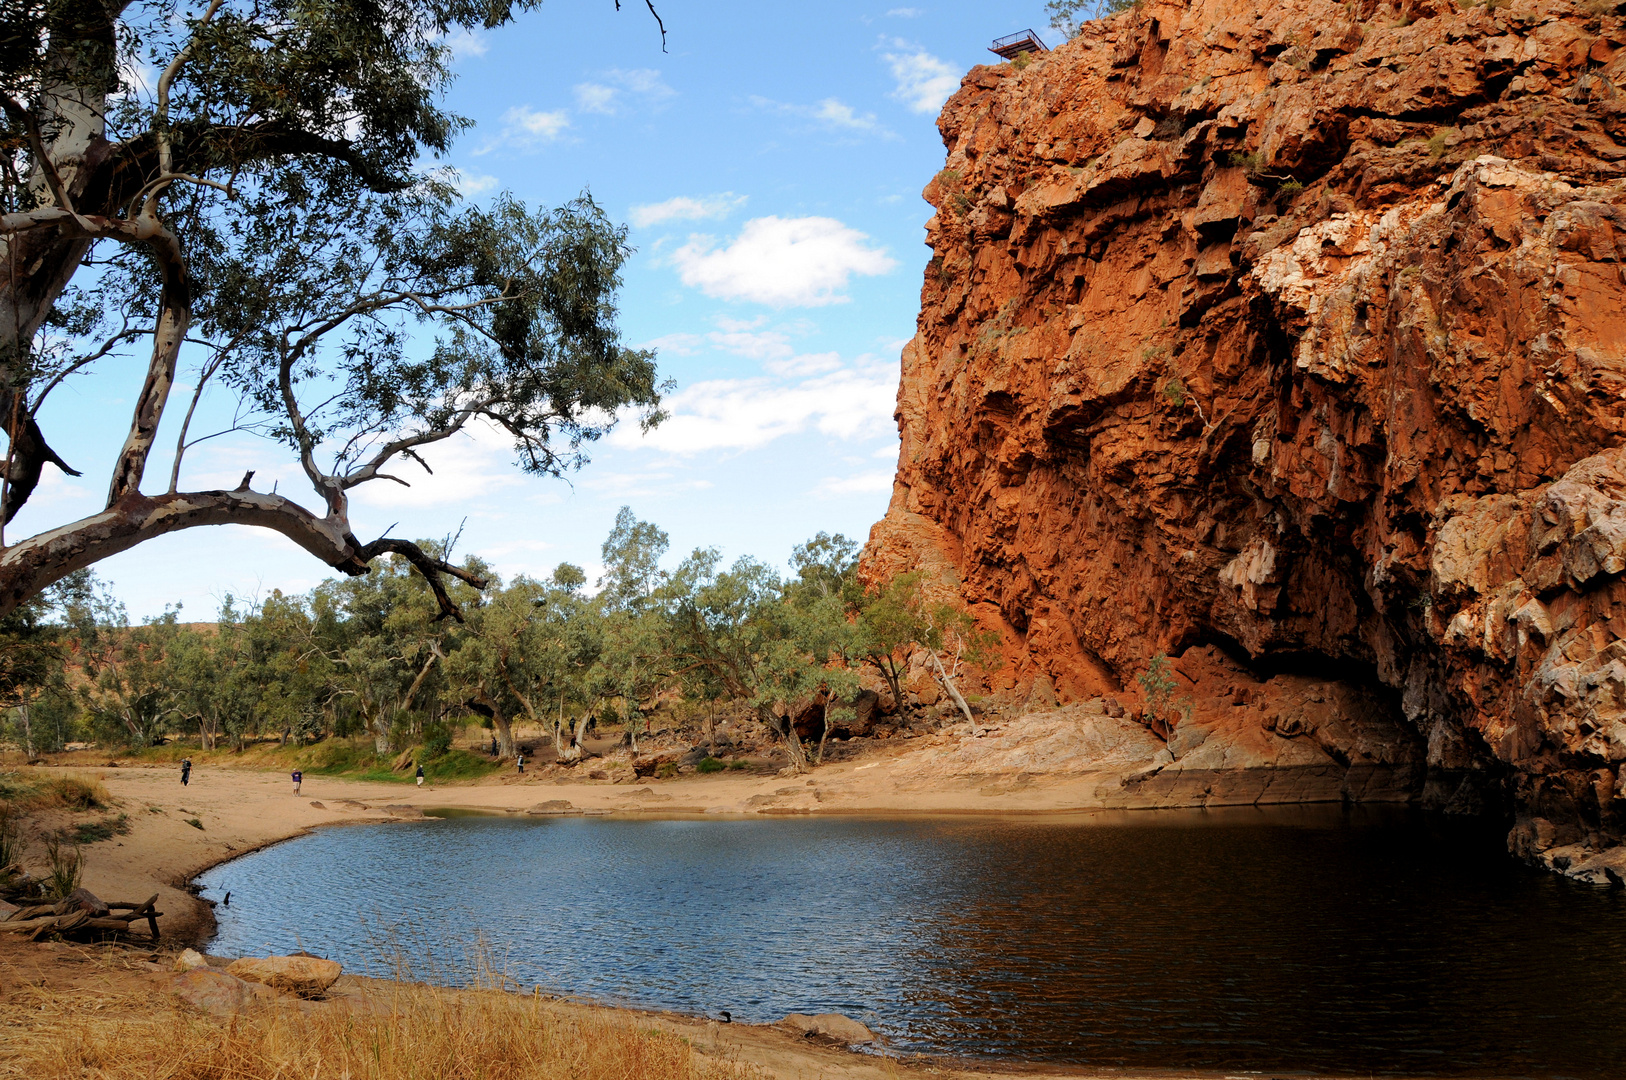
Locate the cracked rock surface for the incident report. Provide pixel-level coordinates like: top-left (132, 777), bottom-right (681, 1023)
top-left (861, 0), bottom-right (1626, 874)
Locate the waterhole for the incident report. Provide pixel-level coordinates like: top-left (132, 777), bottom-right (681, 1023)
top-left (197, 806), bottom-right (1626, 1076)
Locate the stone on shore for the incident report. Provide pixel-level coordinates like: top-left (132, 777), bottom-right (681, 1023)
top-left (171, 968), bottom-right (276, 1014)
top-left (174, 948), bottom-right (207, 972)
top-left (780, 1012), bottom-right (876, 1044)
top-left (227, 954), bottom-right (343, 997)
top-left (526, 800), bottom-right (574, 814)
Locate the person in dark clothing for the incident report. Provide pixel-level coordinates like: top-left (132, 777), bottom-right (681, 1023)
top-left (416, 763), bottom-right (425, 788)
top-left (291, 768), bottom-right (303, 795)
top-left (180, 758), bottom-right (191, 786)
top-left (491, 734), bottom-right (499, 756)
top-left (516, 752), bottom-right (525, 775)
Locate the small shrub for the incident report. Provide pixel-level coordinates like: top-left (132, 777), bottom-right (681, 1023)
top-left (185, 817), bottom-right (204, 830)
top-left (654, 762), bottom-right (678, 780)
top-left (1426, 128), bottom-right (1460, 161)
top-left (1278, 178), bottom-right (1305, 195)
top-left (726, 759), bottom-right (750, 771)
top-left (421, 723), bottom-right (453, 759)
top-left (1225, 150), bottom-right (1263, 173)
top-left (1161, 377), bottom-right (1188, 408)
top-left (43, 837), bottom-right (83, 899)
top-left (64, 813), bottom-right (130, 845)
top-left (696, 757), bottom-right (725, 774)
top-left (45, 775), bottom-right (110, 811)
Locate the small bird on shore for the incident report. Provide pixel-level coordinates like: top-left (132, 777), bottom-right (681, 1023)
top-left (717, 1011), bottom-right (731, 1024)
top-left (222, 891), bottom-right (231, 907)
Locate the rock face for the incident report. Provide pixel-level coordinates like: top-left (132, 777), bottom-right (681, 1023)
top-left (863, 0), bottom-right (1626, 867)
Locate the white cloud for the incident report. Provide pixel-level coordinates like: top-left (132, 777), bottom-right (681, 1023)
top-left (882, 41), bottom-right (960, 114)
top-left (640, 331), bottom-right (705, 356)
top-left (630, 192), bottom-right (747, 228)
top-left (452, 169), bottom-right (500, 197)
top-left (478, 106), bottom-right (569, 154)
top-left (813, 470), bottom-right (896, 497)
top-left (750, 95), bottom-right (886, 134)
top-left (886, 7), bottom-right (924, 16)
top-left (671, 216), bottom-right (897, 307)
top-left (611, 360), bottom-right (898, 455)
top-left (574, 68), bottom-right (675, 115)
top-left (764, 351), bottom-right (842, 377)
top-left (574, 83), bottom-right (620, 113)
top-left (872, 442), bottom-right (900, 458)
top-left (446, 28), bottom-right (489, 59)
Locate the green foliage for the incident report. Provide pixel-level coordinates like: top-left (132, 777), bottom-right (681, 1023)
top-left (1161, 377), bottom-right (1188, 408)
top-left (696, 757), bottom-right (725, 773)
top-left (654, 762), bottom-right (678, 779)
top-left (1138, 653), bottom-right (1178, 720)
top-left (185, 818), bottom-right (205, 831)
top-left (1278, 178), bottom-right (1305, 195)
top-left (61, 813), bottom-right (130, 846)
top-left (1227, 151), bottom-right (1264, 174)
top-left (1048, 0), bottom-right (1141, 38)
top-left (43, 837), bottom-right (83, 900)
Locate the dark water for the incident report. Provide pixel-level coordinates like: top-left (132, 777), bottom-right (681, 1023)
top-left (197, 807), bottom-right (1626, 1077)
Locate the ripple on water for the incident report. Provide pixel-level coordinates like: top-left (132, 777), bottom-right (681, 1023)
top-left (197, 806), bottom-right (1626, 1077)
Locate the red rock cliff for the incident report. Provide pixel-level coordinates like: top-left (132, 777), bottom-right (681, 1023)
top-left (863, 0), bottom-right (1626, 873)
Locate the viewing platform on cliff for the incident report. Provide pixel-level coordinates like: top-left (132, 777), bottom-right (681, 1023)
top-left (989, 29), bottom-right (1048, 60)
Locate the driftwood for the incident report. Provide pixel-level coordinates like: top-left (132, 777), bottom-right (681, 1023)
top-left (1, 890), bottom-right (161, 941)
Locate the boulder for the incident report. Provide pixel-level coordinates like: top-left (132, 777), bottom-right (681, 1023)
top-left (174, 948), bottom-right (208, 972)
top-left (171, 968), bottom-right (275, 1014)
top-left (526, 800), bottom-right (574, 815)
top-left (227, 954), bottom-right (343, 997)
top-left (780, 1012), bottom-right (876, 1044)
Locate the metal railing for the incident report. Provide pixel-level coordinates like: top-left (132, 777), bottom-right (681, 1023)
top-left (989, 29), bottom-right (1049, 59)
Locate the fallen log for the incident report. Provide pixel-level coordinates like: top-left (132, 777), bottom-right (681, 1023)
top-left (0, 890), bottom-right (162, 940)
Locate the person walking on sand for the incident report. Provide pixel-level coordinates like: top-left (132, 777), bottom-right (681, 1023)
top-left (180, 758), bottom-right (191, 786)
top-left (291, 768), bottom-right (302, 796)
top-left (416, 763), bottom-right (425, 789)
top-left (516, 752), bottom-right (525, 776)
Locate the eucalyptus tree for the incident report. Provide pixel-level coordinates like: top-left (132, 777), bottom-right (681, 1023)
top-left (594, 507), bottom-right (671, 752)
top-left (446, 563), bottom-right (602, 761)
top-left (309, 546), bottom-right (474, 752)
top-left (0, 0), bottom-right (665, 618)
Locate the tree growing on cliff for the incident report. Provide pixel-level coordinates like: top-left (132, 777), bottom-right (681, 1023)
top-left (855, 571), bottom-right (1001, 726)
top-left (0, 0), bottom-right (665, 619)
top-left (1046, 0), bottom-right (1139, 38)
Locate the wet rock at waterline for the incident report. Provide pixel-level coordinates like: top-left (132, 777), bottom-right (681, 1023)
top-left (859, 0), bottom-right (1626, 870)
top-left (779, 1012), bottom-right (877, 1045)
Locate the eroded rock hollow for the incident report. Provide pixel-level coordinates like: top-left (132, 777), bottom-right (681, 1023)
top-left (861, 0), bottom-right (1626, 877)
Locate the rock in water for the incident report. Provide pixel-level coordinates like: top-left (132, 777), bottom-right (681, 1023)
top-left (780, 1012), bottom-right (877, 1044)
top-left (858, 0), bottom-right (1626, 871)
top-left (227, 955), bottom-right (342, 997)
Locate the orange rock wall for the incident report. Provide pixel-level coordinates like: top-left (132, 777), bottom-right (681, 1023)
top-left (863, 0), bottom-right (1626, 860)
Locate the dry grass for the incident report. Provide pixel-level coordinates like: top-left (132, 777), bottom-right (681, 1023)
top-left (1, 979), bottom-right (763, 1080)
top-left (0, 771), bottom-right (113, 813)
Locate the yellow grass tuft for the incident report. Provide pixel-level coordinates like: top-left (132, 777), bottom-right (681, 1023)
top-left (2, 980), bottom-right (763, 1080)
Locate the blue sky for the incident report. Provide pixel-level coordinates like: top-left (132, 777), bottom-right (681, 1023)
top-left (18, 1), bottom-right (1053, 620)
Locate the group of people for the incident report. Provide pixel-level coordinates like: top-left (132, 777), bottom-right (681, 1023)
top-left (181, 761), bottom-right (431, 794)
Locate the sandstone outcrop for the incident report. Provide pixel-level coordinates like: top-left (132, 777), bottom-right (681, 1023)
top-left (862, 0), bottom-right (1626, 869)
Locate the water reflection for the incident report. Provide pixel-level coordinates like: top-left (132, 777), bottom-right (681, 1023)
top-left (198, 806), bottom-right (1626, 1076)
